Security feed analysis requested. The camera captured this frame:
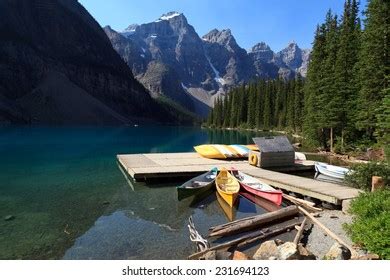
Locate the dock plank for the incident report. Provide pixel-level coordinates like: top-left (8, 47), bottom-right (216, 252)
top-left (117, 152), bottom-right (361, 205)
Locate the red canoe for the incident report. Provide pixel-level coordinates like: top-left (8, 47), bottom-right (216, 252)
top-left (230, 168), bottom-right (283, 206)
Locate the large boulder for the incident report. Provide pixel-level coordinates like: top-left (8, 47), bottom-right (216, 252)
top-left (324, 242), bottom-right (351, 260)
top-left (253, 240), bottom-right (279, 260)
top-left (297, 244), bottom-right (316, 260)
top-left (278, 242), bottom-right (300, 260)
top-left (232, 251), bottom-right (251, 260)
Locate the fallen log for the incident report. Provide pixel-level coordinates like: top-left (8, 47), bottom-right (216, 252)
top-left (293, 217), bottom-right (307, 245)
top-left (298, 206), bottom-right (354, 253)
top-left (189, 220), bottom-right (301, 260)
top-left (209, 205), bottom-right (298, 237)
top-left (282, 194), bottom-right (322, 212)
top-left (283, 194), bottom-right (315, 207)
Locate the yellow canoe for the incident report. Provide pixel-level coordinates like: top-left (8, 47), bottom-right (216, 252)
top-left (246, 144), bottom-right (259, 151)
top-left (216, 192), bottom-right (236, 222)
top-left (194, 144), bottom-right (237, 159)
top-left (216, 168), bottom-right (240, 207)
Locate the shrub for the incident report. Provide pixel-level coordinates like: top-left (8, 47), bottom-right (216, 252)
top-left (344, 190), bottom-right (390, 259)
top-left (345, 161), bottom-right (390, 191)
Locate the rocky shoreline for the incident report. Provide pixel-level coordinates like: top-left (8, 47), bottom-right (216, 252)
top-left (200, 209), bottom-right (379, 260)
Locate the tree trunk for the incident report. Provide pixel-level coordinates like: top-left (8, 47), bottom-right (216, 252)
top-left (330, 127), bottom-right (334, 153)
top-left (209, 205), bottom-right (299, 237)
top-left (189, 220), bottom-right (301, 260)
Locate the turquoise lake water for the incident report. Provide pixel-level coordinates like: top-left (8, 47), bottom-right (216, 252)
top-left (0, 126), bottom-right (293, 259)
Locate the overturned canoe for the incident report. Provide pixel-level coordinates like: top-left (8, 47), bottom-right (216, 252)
top-left (228, 144), bottom-right (251, 157)
top-left (177, 168), bottom-right (217, 201)
top-left (314, 162), bottom-right (351, 180)
top-left (194, 144), bottom-right (236, 159)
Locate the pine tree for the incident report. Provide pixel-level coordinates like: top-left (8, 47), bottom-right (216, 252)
top-left (247, 83), bottom-right (257, 128)
top-left (320, 11), bottom-right (340, 151)
top-left (375, 75), bottom-right (390, 159)
top-left (294, 74), bottom-right (304, 132)
top-left (255, 80), bottom-right (264, 129)
top-left (357, 0), bottom-right (389, 140)
top-left (263, 81), bottom-right (272, 130)
top-left (222, 93), bottom-right (230, 127)
top-left (229, 90), bottom-right (238, 128)
top-left (333, 0), bottom-right (361, 149)
top-left (286, 79), bottom-right (295, 130)
top-left (303, 23), bottom-right (328, 147)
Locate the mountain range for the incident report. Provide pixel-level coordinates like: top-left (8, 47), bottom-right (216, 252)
top-left (0, 0), bottom-right (193, 125)
top-left (104, 12), bottom-right (311, 116)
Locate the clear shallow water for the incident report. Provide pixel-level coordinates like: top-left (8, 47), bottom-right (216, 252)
top-left (0, 126), bottom-right (279, 260)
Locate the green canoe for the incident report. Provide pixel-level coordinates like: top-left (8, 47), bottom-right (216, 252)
top-left (177, 168), bottom-right (217, 201)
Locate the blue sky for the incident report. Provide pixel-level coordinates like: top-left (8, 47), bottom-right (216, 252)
top-left (79, 0), bottom-right (367, 51)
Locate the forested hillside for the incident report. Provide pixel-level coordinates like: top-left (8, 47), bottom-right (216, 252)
top-left (206, 77), bottom-right (304, 132)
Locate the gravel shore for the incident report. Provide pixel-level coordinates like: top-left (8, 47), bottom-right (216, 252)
top-left (306, 210), bottom-right (361, 259)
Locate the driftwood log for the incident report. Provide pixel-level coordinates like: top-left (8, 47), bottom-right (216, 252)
top-left (293, 217), bottom-right (308, 245)
top-left (209, 205), bottom-right (299, 237)
top-left (189, 220), bottom-right (301, 260)
top-left (282, 194), bottom-right (322, 212)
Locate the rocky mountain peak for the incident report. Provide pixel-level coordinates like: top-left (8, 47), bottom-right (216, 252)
top-left (287, 40), bottom-right (297, 47)
top-left (250, 42), bottom-right (272, 52)
top-left (249, 42), bottom-right (274, 64)
top-left (155, 11), bottom-right (187, 25)
top-left (157, 11), bottom-right (182, 20)
top-left (275, 41), bottom-right (303, 70)
top-left (121, 24), bottom-right (139, 38)
top-left (202, 28), bottom-right (241, 53)
top-left (202, 29), bottom-right (232, 43)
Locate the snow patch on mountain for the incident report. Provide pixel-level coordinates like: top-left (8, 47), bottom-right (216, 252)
top-left (205, 53), bottom-right (226, 86)
top-left (158, 12), bottom-right (181, 21)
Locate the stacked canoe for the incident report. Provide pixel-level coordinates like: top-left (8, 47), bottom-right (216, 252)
top-left (194, 144), bottom-right (251, 159)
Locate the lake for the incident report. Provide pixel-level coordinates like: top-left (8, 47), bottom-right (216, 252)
top-left (0, 126), bottom-right (293, 260)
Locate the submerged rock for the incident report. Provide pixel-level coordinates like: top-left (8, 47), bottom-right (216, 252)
top-left (4, 215), bottom-right (15, 221)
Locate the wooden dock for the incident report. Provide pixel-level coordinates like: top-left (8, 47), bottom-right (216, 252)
top-left (117, 152), bottom-right (361, 205)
